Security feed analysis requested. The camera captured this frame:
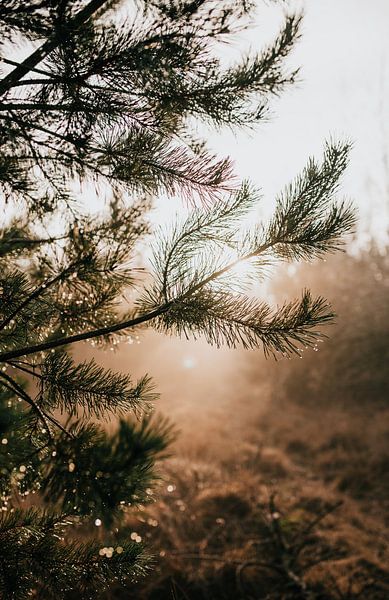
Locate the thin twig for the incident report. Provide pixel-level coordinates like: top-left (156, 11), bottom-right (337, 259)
top-left (0, 261), bottom-right (80, 332)
top-left (0, 371), bottom-right (72, 439)
top-left (8, 362), bottom-right (42, 379)
top-left (0, 303), bottom-right (170, 362)
top-left (0, 371), bottom-right (52, 440)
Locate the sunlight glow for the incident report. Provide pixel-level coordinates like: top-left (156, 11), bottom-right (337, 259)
top-left (182, 357), bottom-right (196, 369)
top-left (215, 245), bottom-right (261, 292)
top-left (228, 259), bottom-right (258, 285)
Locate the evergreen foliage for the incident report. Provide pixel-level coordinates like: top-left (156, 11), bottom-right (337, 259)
top-left (0, 507), bottom-right (149, 600)
top-left (0, 0), bottom-right (355, 597)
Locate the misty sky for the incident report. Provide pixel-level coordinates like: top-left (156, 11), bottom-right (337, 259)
top-left (153, 0), bottom-right (389, 247)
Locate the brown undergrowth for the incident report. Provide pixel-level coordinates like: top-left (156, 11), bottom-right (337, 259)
top-left (94, 249), bottom-right (389, 599)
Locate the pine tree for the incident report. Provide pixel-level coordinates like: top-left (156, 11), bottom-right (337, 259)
top-left (0, 1), bottom-right (355, 598)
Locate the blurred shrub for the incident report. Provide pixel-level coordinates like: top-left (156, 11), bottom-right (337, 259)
top-left (270, 246), bottom-right (389, 407)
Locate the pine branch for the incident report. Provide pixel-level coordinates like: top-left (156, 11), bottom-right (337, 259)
top-left (157, 182), bottom-right (259, 301)
top-left (0, 0), bottom-right (111, 96)
top-left (97, 127), bottom-right (235, 202)
top-left (146, 13), bottom-right (301, 127)
top-left (1, 111), bottom-right (234, 201)
top-left (40, 415), bottom-right (174, 522)
top-left (0, 304), bottom-right (170, 362)
top-left (0, 140), bottom-right (355, 362)
top-left (267, 140), bottom-right (355, 259)
top-left (39, 352), bottom-right (156, 417)
top-left (0, 238), bottom-right (323, 362)
top-left (0, 507), bottom-right (149, 598)
top-left (158, 288), bottom-right (334, 356)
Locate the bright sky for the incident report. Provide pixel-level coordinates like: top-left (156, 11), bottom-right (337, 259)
top-left (153, 0), bottom-right (389, 247)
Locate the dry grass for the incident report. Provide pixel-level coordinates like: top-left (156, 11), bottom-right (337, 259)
top-left (108, 447), bottom-right (388, 599)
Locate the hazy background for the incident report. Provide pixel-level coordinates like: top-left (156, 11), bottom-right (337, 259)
top-left (88, 0), bottom-right (389, 441)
